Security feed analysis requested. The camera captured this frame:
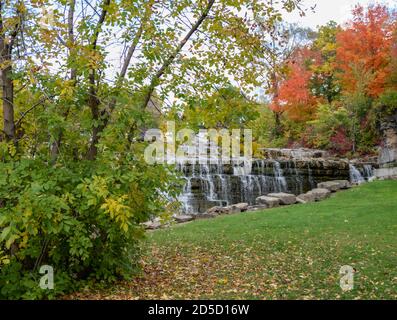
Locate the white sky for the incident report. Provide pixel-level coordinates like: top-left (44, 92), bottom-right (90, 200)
top-left (285, 0), bottom-right (396, 28)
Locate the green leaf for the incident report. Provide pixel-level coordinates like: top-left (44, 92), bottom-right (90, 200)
top-left (0, 226), bottom-right (11, 242)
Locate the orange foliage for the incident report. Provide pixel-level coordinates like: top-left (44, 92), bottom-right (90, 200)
top-left (336, 4), bottom-right (396, 97)
top-left (276, 48), bottom-right (320, 121)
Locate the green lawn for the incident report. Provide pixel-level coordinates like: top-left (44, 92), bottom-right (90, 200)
top-left (73, 180), bottom-right (397, 300)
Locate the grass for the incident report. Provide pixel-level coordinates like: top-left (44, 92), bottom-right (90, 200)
top-left (72, 180), bottom-right (397, 300)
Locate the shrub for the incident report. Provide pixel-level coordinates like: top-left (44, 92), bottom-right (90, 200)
top-left (0, 144), bottom-right (181, 299)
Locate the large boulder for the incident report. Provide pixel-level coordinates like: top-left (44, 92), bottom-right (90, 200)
top-left (317, 181), bottom-right (342, 192)
top-left (174, 215), bottom-right (194, 223)
top-left (332, 180), bottom-right (352, 189)
top-left (297, 192), bottom-right (316, 203)
top-left (207, 206), bottom-right (228, 215)
top-left (267, 193), bottom-right (297, 205)
top-left (307, 188), bottom-right (331, 201)
top-left (224, 205), bottom-right (241, 214)
top-left (256, 196), bottom-right (280, 208)
top-left (233, 203), bottom-right (249, 212)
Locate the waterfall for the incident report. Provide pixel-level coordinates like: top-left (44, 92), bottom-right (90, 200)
top-left (175, 145), bottom-right (359, 214)
top-left (363, 165), bottom-right (374, 180)
top-left (349, 164), bottom-right (375, 184)
top-left (307, 163), bottom-right (316, 189)
top-left (176, 159), bottom-right (308, 214)
top-left (273, 161), bottom-right (287, 192)
top-left (349, 164), bottom-right (365, 184)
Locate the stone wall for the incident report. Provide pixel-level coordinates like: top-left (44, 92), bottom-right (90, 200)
top-left (178, 158), bottom-right (352, 214)
top-left (376, 110), bottom-right (397, 179)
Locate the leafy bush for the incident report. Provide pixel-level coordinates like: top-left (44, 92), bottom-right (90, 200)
top-left (0, 143), bottom-right (181, 299)
top-left (306, 103), bottom-right (350, 150)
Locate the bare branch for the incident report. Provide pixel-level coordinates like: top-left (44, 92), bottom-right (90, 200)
top-left (15, 96), bottom-right (53, 128)
top-left (141, 0), bottom-right (216, 110)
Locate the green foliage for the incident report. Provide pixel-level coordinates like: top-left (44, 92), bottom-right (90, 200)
top-left (169, 86), bottom-right (259, 130)
top-left (2, 0), bottom-right (395, 300)
top-left (0, 0), bottom-right (307, 299)
top-left (307, 103), bottom-right (349, 149)
top-left (376, 89), bottom-right (397, 115)
top-left (0, 147), bottom-right (181, 299)
top-left (248, 104), bottom-right (286, 149)
top-left (310, 21), bottom-right (341, 103)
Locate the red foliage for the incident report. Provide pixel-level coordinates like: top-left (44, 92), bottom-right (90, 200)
top-left (330, 128), bottom-right (352, 155)
top-left (275, 48), bottom-right (320, 121)
top-left (336, 4), bottom-right (395, 97)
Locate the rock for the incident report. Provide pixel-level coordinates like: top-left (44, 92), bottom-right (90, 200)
top-left (256, 196), bottom-right (280, 208)
top-left (297, 192), bottom-right (316, 203)
top-left (267, 193), bottom-right (297, 205)
top-left (296, 198), bottom-right (306, 204)
top-left (177, 154), bottom-right (354, 214)
top-left (247, 205), bottom-right (268, 212)
top-left (224, 205), bottom-right (241, 214)
top-left (317, 181), bottom-right (342, 192)
top-left (307, 188), bottom-right (331, 201)
top-left (375, 167), bottom-right (397, 179)
top-left (261, 148), bottom-right (330, 160)
top-left (332, 180), bottom-right (352, 189)
top-left (142, 221), bottom-right (162, 230)
top-left (378, 110), bottom-right (397, 167)
top-left (233, 203), bottom-right (249, 212)
top-left (174, 215), bottom-right (194, 223)
top-left (207, 206), bottom-right (228, 215)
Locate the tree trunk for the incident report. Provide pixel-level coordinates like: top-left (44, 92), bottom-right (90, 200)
top-left (273, 111), bottom-right (283, 138)
top-left (270, 69), bottom-right (283, 138)
top-left (0, 0), bottom-right (16, 143)
top-left (1, 65), bottom-right (15, 142)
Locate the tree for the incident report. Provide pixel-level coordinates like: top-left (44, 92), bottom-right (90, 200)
top-left (310, 21), bottom-right (341, 103)
top-left (255, 21), bottom-right (314, 137)
top-left (0, 1), bottom-right (30, 144)
top-left (334, 4), bottom-right (396, 154)
top-left (171, 85), bottom-right (259, 130)
top-left (277, 47), bottom-right (320, 122)
top-left (0, 0), bottom-right (304, 298)
top-left (336, 4), bottom-right (395, 97)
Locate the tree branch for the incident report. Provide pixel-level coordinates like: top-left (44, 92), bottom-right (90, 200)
top-left (140, 0), bottom-right (216, 110)
top-left (15, 96), bottom-right (52, 128)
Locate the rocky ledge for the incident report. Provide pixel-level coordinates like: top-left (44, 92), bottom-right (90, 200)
top-left (143, 179), bottom-right (357, 230)
top-left (375, 109), bottom-right (397, 179)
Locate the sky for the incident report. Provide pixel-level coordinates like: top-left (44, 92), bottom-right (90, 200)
top-left (285, 0), bottom-right (396, 28)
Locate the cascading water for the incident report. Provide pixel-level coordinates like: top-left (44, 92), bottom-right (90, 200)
top-left (363, 164), bottom-right (374, 179)
top-left (176, 158), bottom-right (340, 214)
top-left (349, 164), bottom-right (374, 184)
top-left (175, 133), bottom-right (355, 214)
top-left (273, 161), bottom-right (288, 192)
top-left (349, 164), bottom-right (365, 184)
top-left (307, 163), bottom-right (316, 190)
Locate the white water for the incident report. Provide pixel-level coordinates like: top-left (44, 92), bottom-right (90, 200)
top-left (176, 160), bottom-right (297, 214)
top-left (349, 164), bottom-right (374, 184)
top-left (175, 135), bottom-right (373, 214)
